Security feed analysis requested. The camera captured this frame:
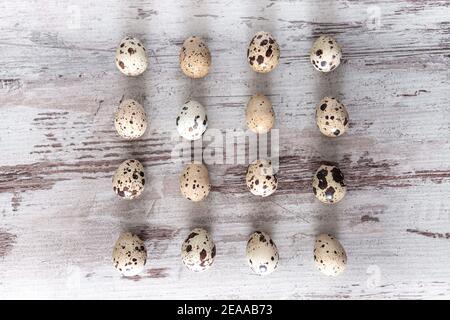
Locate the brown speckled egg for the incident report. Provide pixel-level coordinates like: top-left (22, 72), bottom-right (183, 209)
top-left (246, 159), bottom-right (278, 197)
top-left (181, 227), bottom-right (216, 272)
top-left (246, 94), bottom-right (275, 134)
top-left (179, 36), bottom-right (211, 78)
top-left (310, 35), bottom-right (342, 73)
top-left (312, 164), bottom-right (346, 204)
top-left (176, 100), bottom-right (208, 141)
top-left (114, 99), bottom-right (148, 139)
top-left (112, 232), bottom-right (147, 277)
top-left (179, 162), bottom-right (211, 201)
top-left (247, 31), bottom-right (280, 73)
top-left (314, 233), bottom-right (347, 276)
top-left (115, 37), bottom-right (148, 76)
top-left (246, 231), bottom-right (279, 276)
top-left (112, 159), bottom-right (146, 200)
top-left (315, 97), bottom-right (349, 137)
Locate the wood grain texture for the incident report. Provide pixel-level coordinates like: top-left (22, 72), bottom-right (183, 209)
top-left (0, 0), bottom-right (450, 299)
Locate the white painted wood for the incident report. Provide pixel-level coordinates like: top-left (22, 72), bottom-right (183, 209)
top-left (0, 0), bottom-right (449, 299)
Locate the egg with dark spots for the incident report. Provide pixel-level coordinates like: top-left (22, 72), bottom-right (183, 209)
top-left (112, 232), bottom-right (147, 277)
top-left (112, 159), bottom-right (146, 200)
top-left (315, 97), bottom-right (349, 137)
top-left (314, 233), bottom-right (347, 276)
top-left (310, 35), bottom-right (342, 72)
top-left (114, 99), bottom-right (148, 139)
top-left (312, 164), bottom-right (346, 204)
top-left (246, 94), bottom-right (275, 134)
top-left (115, 37), bottom-right (148, 76)
top-left (181, 228), bottom-right (216, 272)
top-left (246, 231), bottom-right (279, 276)
top-left (246, 159), bottom-right (278, 197)
top-left (247, 31), bottom-right (280, 73)
top-left (179, 162), bottom-right (211, 202)
top-left (180, 36), bottom-right (211, 78)
top-left (176, 100), bottom-right (208, 140)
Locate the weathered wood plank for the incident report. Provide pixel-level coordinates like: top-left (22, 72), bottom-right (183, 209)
top-left (0, 0), bottom-right (449, 299)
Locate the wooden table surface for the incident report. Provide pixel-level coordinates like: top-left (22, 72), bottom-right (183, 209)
top-left (1, 0), bottom-right (449, 299)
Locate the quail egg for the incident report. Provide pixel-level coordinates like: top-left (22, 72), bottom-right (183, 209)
top-left (112, 232), bottom-right (147, 277)
top-left (114, 99), bottom-right (148, 139)
top-left (314, 233), bottom-right (347, 276)
top-left (246, 94), bottom-right (275, 134)
top-left (181, 227), bottom-right (216, 272)
top-left (180, 36), bottom-right (211, 78)
top-left (312, 164), bottom-right (346, 204)
top-left (112, 159), bottom-right (146, 200)
top-left (115, 37), bottom-right (148, 76)
top-left (310, 35), bottom-right (342, 72)
top-left (246, 231), bottom-right (279, 276)
top-left (179, 162), bottom-right (211, 201)
top-left (246, 159), bottom-right (278, 197)
top-left (247, 31), bottom-right (280, 73)
top-left (315, 97), bottom-right (349, 137)
top-left (176, 100), bottom-right (208, 140)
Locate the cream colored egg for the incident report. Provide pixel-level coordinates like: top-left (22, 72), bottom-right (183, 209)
top-left (247, 31), bottom-right (280, 73)
top-left (246, 94), bottom-right (275, 134)
top-left (310, 35), bottom-right (342, 73)
top-left (315, 97), bottom-right (349, 137)
top-left (179, 36), bottom-right (211, 78)
top-left (312, 164), bottom-right (346, 204)
top-left (115, 37), bottom-right (148, 76)
top-left (314, 233), bottom-right (347, 276)
top-left (181, 228), bottom-right (216, 272)
top-left (112, 159), bottom-right (146, 200)
top-left (246, 159), bottom-right (278, 197)
top-left (176, 100), bottom-right (208, 141)
top-left (114, 99), bottom-right (148, 139)
top-left (179, 162), bottom-right (211, 201)
top-left (246, 231), bottom-right (279, 276)
top-left (112, 232), bottom-right (147, 277)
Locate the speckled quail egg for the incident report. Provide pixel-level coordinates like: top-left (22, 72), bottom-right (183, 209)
top-left (246, 94), bottom-right (275, 134)
top-left (179, 162), bottom-right (211, 201)
top-left (315, 97), bottom-right (349, 137)
top-left (314, 233), bottom-right (347, 276)
top-left (181, 228), bottom-right (216, 272)
top-left (246, 159), bottom-right (278, 197)
top-left (176, 100), bottom-right (208, 140)
top-left (179, 36), bottom-right (211, 79)
top-left (112, 232), bottom-right (147, 277)
top-left (114, 99), bottom-right (148, 139)
top-left (246, 231), bottom-right (279, 276)
top-left (112, 159), bottom-right (146, 200)
top-left (247, 31), bottom-right (280, 73)
top-left (312, 164), bottom-right (346, 204)
top-left (115, 37), bottom-right (148, 76)
top-left (310, 35), bottom-right (342, 72)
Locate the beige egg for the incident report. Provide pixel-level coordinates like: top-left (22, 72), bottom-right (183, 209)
top-left (181, 227), bottom-right (216, 272)
top-left (179, 36), bottom-right (211, 79)
top-left (246, 231), bottom-right (279, 276)
top-left (314, 233), bottom-right (347, 276)
top-left (312, 164), bottom-right (346, 204)
top-left (315, 97), bottom-right (349, 137)
top-left (114, 99), bottom-right (148, 139)
top-left (115, 37), bottom-right (148, 76)
top-left (112, 159), bottom-right (146, 200)
top-left (310, 35), bottom-right (342, 72)
top-left (245, 94), bottom-right (275, 134)
top-left (247, 31), bottom-right (280, 73)
top-left (112, 232), bottom-right (147, 277)
top-left (179, 162), bottom-right (211, 201)
top-left (246, 159), bottom-right (278, 197)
